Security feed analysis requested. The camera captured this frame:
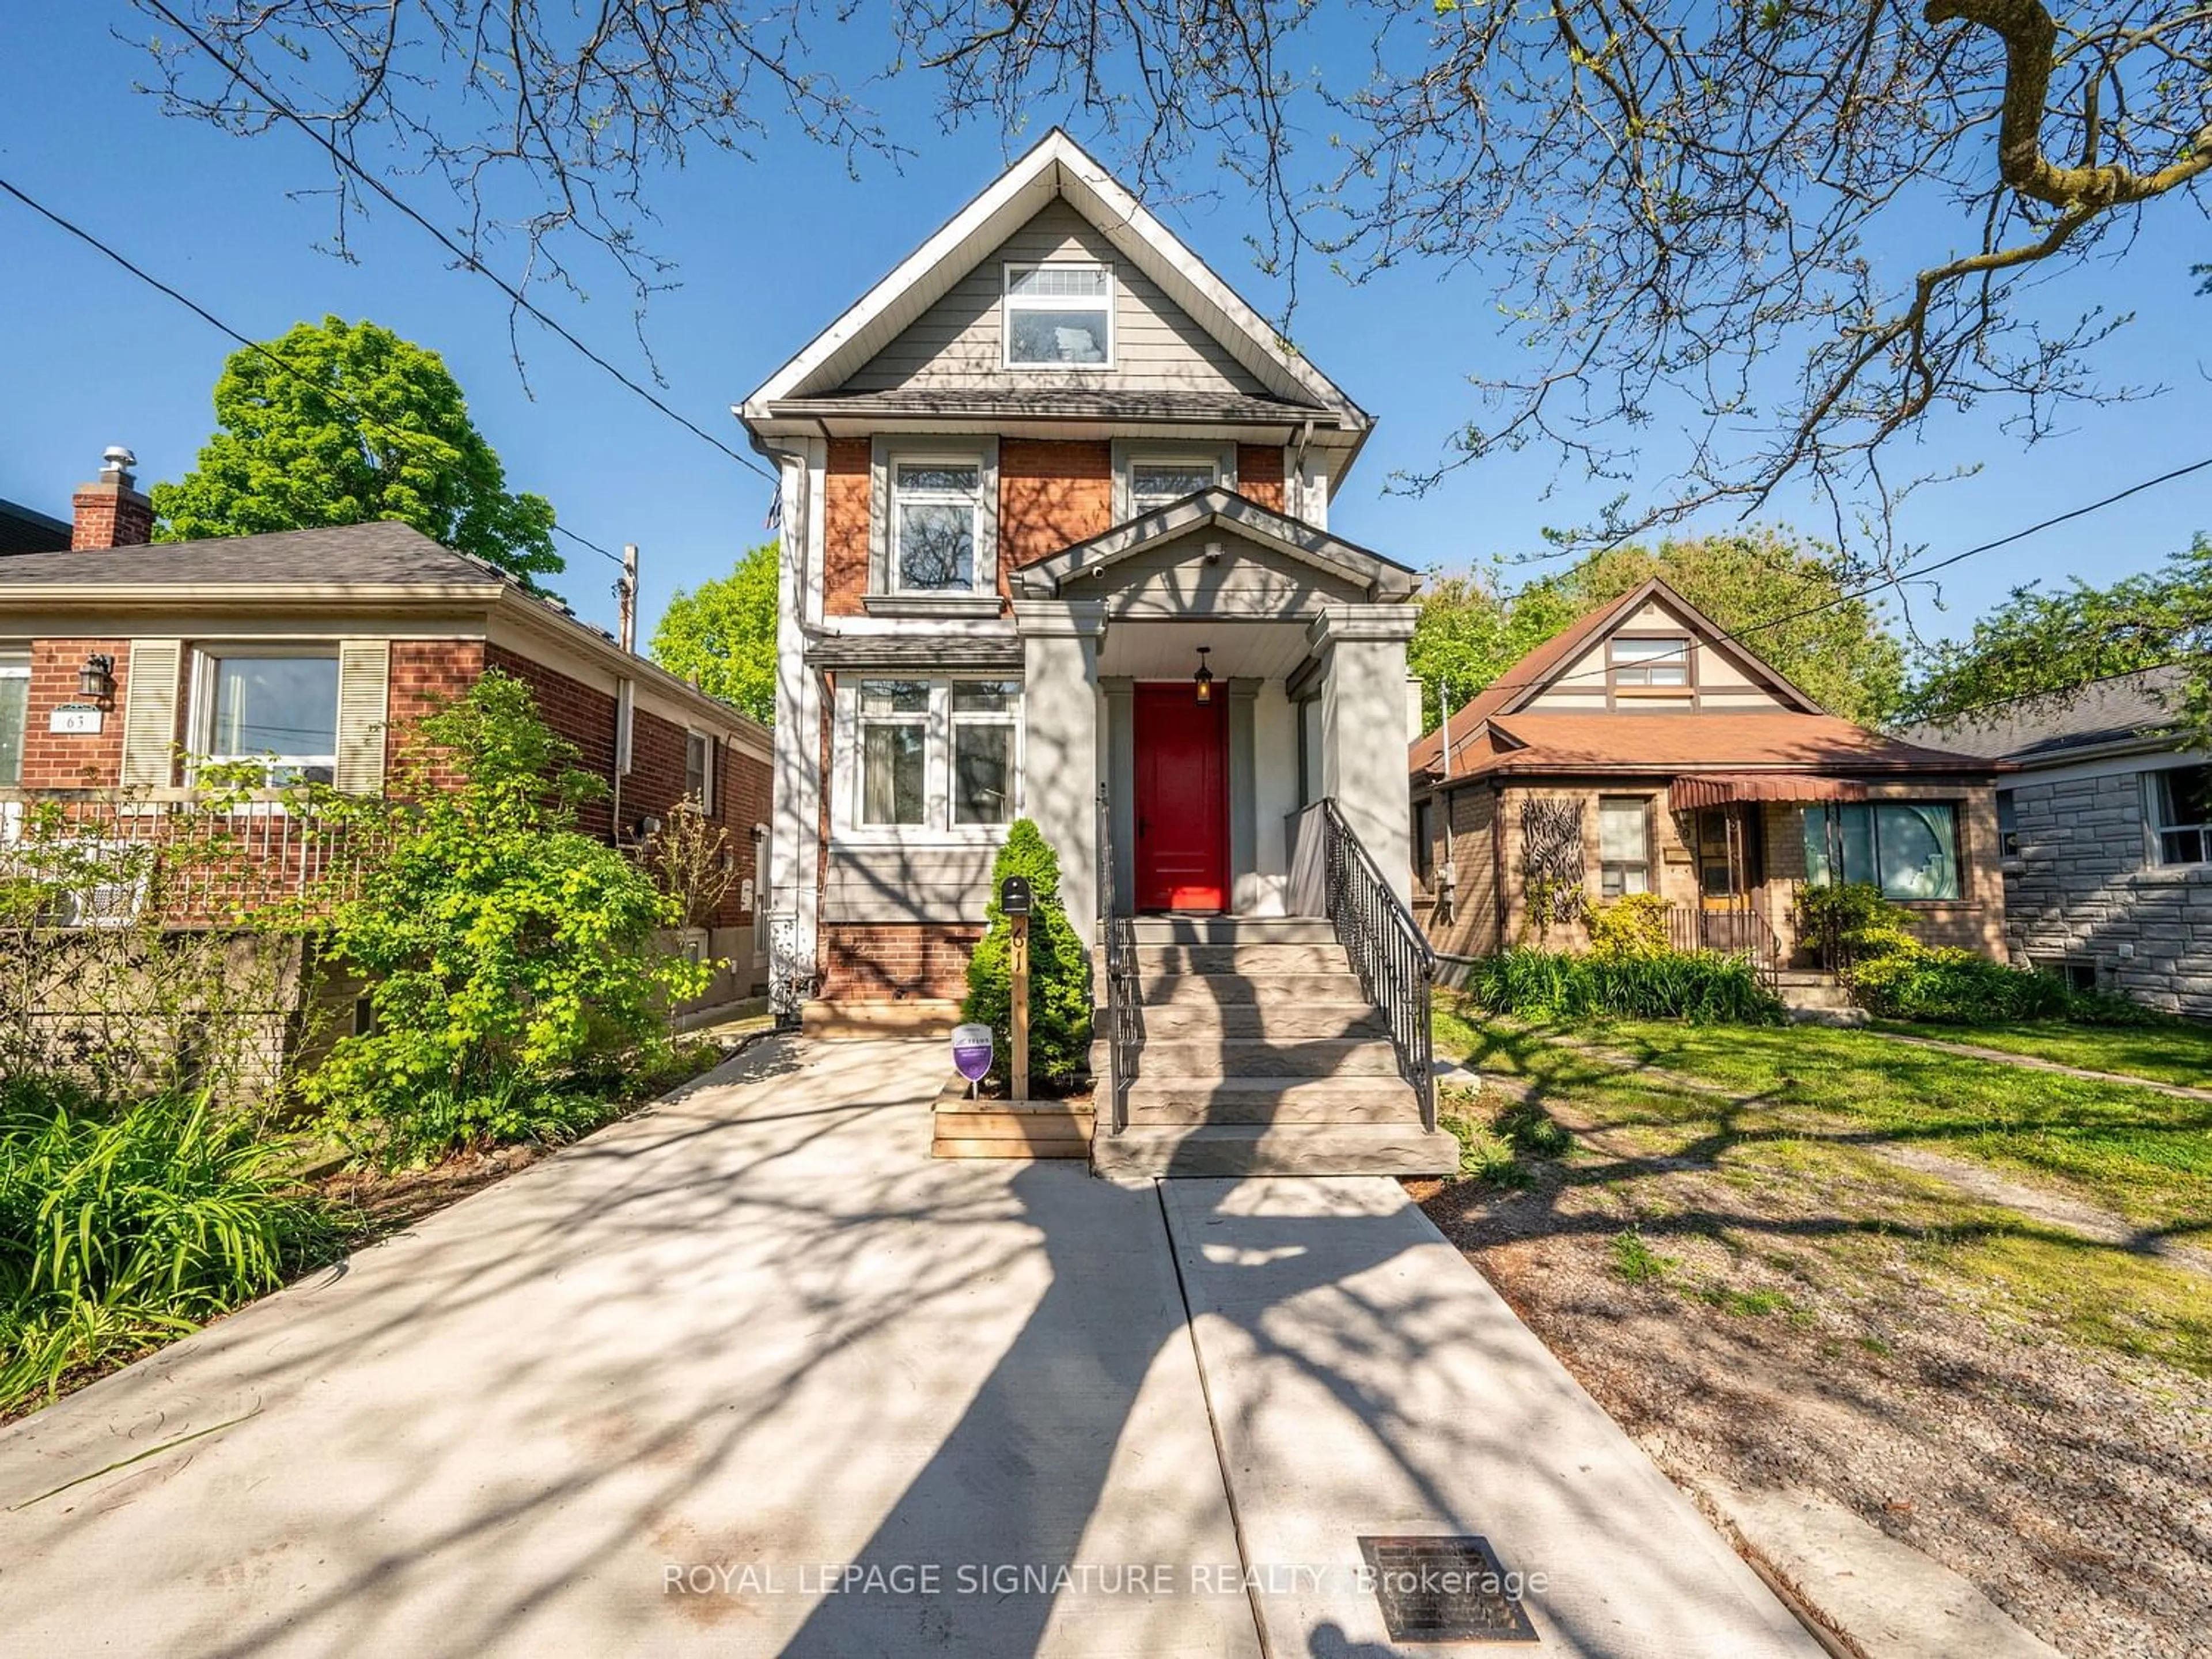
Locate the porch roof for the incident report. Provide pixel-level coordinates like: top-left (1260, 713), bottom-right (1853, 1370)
top-left (1015, 487), bottom-right (1420, 603)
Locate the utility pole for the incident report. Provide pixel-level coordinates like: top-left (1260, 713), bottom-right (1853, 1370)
top-left (617, 543), bottom-right (639, 653)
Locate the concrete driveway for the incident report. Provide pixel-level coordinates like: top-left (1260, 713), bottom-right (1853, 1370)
top-left (0, 1037), bottom-right (1817, 1657)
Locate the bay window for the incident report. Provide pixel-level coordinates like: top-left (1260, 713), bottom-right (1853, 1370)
top-left (1802, 802), bottom-right (1961, 900)
top-left (1003, 263), bottom-right (1113, 366)
top-left (849, 678), bottom-right (1021, 835)
top-left (2148, 765), bottom-right (2212, 865)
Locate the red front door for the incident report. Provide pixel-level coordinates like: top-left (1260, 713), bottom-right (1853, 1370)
top-left (1134, 684), bottom-right (1229, 911)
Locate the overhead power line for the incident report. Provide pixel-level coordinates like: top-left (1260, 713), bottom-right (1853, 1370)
top-left (1425, 452), bottom-right (2212, 747)
top-left (138, 0), bottom-right (777, 488)
top-left (0, 169), bottom-right (625, 570)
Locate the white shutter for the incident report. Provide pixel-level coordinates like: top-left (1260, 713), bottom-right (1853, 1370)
top-left (334, 641), bottom-right (391, 794)
top-left (119, 639), bottom-right (183, 788)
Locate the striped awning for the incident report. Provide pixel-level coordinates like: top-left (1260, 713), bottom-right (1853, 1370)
top-left (1668, 774), bottom-right (1870, 812)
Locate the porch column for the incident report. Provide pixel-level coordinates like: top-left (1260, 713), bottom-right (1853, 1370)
top-left (1308, 604), bottom-right (1419, 904)
top-left (1013, 600), bottom-right (1107, 949)
top-left (767, 440), bottom-right (826, 1013)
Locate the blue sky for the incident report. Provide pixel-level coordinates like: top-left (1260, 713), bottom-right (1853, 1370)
top-left (2, 4), bottom-right (2205, 648)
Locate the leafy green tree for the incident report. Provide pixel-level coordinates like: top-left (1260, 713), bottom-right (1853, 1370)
top-left (304, 672), bottom-right (704, 1166)
top-left (1903, 535), bottom-right (2212, 737)
top-left (1408, 570), bottom-right (1581, 733)
top-left (649, 541), bottom-right (779, 725)
top-left (1417, 529), bottom-right (1906, 733)
top-left (963, 821), bottom-right (1092, 1089)
top-left (1532, 530), bottom-right (1908, 726)
top-left (151, 316), bottom-right (562, 588)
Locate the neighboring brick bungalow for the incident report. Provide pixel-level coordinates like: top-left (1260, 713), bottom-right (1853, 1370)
top-left (1410, 579), bottom-right (2009, 970)
top-left (0, 449), bottom-right (773, 1005)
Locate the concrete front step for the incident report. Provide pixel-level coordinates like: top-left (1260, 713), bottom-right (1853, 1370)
top-left (1132, 943), bottom-right (1352, 976)
top-left (1117, 1002), bottom-right (1387, 1041)
top-left (1116, 1036), bottom-right (1404, 1078)
top-left (1131, 971), bottom-right (1369, 1006)
top-left (1092, 1122), bottom-right (1460, 1178)
top-left (1123, 1074), bottom-right (1423, 1126)
top-left (1124, 915), bottom-right (1337, 945)
top-left (1122, 1073), bottom-right (1422, 1124)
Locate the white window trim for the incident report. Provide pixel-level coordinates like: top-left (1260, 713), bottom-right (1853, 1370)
top-left (832, 677), bottom-right (1024, 847)
top-left (870, 437), bottom-right (999, 602)
top-left (186, 642), bottom-right (342, 788)
top-left (1111, 440), bottom-right (1238, 521)
top-left (0, 647), bottom-right (29, 793)
top-left (685, 728), bottom-right (715, 810)
top-left (1002, 262), bottom-right (1116, 371)
top-left (888, 455), bottom-right (988, 596)
top-left (2145, 764), bottom-right (2212, 868)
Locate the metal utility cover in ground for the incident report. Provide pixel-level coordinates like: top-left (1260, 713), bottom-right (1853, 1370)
top-left (1359, 1536), bottom-right (1540, 1644)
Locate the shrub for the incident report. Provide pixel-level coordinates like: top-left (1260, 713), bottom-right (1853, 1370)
top-left (302, 673), bottom-right (708, 1166)
top-left (1796, 881), bottom-right (2158, 1027)
top-left (1587, 892), bottom-right (1672, 960)
top-left (1463, 948), bottom-right (1785, 1025)
top-left (0, 1081), bottom-right (338, 1414)
top-left (962, 821), bottom-right (1093, 1088)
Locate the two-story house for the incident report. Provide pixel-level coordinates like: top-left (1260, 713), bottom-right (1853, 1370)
top-left (740, 131), bottom-right (1456, 1176)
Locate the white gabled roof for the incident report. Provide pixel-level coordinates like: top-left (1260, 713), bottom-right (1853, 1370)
top-left (737, 129), bottom-right (1367, 425)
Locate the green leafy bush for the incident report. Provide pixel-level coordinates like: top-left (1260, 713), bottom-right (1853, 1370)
top-left (1796, 881), bottom-right (2156, 1027)
top-left (1587, 892), bottom-right (1673, 959)
top-left (303, 673), bottom-right (707, 1166)
top-left (0, 1081), bottom-right (338, 1414)
top-left (1462, 948), bottom-right (1785, 1025)
top-left (962, 821), bottom-right (1093, 1088)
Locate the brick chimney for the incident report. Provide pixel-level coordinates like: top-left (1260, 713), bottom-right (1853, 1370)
top-left (71, 445), bottom-right (154, 550)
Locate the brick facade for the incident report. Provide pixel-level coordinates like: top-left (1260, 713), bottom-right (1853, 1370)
top-left (1236, 445), bottom-right (1285, 512)
top-left (1414, 779), bottom-right (2005, 965)
top-left (1000, 439), bottom-right (1113, 572)
top-left (2003, 767), bottom-right (2212, 1016)
top-left (16, 636), bottom-right (132, 789)
top-left (822, 438), bottom-right (874, 618)
top-left (819, 923), bottom-right (983, 1002)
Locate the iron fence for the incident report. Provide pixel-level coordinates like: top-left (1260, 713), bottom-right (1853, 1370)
top-left (1095, 783), bottom-right (1138, 1134)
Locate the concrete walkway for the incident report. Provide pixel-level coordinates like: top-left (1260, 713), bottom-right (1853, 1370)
top-left (0, 1038), bottom-right (1816, 1657)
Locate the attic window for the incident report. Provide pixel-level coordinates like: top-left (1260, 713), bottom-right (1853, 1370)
top-left (1609, 635), bottom-right (1692, 694)
top-left (1004, 264), bottom-right (1113, 367)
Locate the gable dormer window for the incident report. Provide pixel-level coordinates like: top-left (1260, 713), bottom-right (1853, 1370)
top-left (1111, 441), bottom-right (1237, 521)
top-left (1608, 635), bottom-right (1693, 698)
top-left (1003, 264), bottom-right (1113, 367)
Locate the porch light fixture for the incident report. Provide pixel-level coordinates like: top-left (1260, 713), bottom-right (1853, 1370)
top-left (1192, 646), bottom-right (1214, 706)
top-left (77, 653), bottom-right (116, 707)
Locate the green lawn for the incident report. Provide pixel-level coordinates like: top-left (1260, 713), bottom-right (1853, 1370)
top-left (1444, 1009), bottom-right (2212, 1231)
top-left (1431, 1003), bottom-right (2212, 1374)
top-left (1873, 1018), bottom-right (2212, 1090)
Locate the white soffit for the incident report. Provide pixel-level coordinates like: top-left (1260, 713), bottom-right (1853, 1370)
top-left (740, 130), bottom-right (1363, 421)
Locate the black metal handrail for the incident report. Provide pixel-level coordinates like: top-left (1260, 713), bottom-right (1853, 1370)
top-left (1320, 798), bottom-right (1435, 1131)
top-left (1095, 783), bottom-right (1138, 1134)
top-left (1665, 902), bottom-right (1786, 984)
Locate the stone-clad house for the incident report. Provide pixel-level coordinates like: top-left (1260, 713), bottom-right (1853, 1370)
top-left (1410, 579), bottom-right (2009, 972)
top-left (1904, 666), bottom-right (2212, 1015)
top-left (740, 130), bottom-right (1456, 1176)
top-left (0, 451), bottom-right (774, 1009)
